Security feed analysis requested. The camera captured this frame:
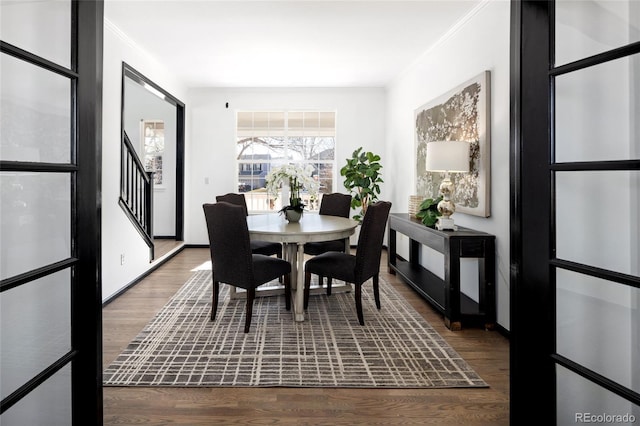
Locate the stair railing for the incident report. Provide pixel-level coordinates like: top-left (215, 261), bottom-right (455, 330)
top-left (118, 131), bottom-right (154, 260)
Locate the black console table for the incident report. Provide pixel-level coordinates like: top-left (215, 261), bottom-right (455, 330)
top-left (387, 213), bottom-right (496, 330)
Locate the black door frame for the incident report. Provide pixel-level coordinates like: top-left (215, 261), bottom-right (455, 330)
top-left (510, 1), bottom-right (555, 422)
top-left (511, 1), bottom-right (640, 423)
top-left (76, 1), bottom-right (104, 421)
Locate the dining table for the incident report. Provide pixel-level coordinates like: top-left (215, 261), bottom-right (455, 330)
top-left (246, 212), bottom-right (359, 321)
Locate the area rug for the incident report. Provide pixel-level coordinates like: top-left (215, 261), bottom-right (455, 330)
top-left (103, 270), bottom-right (487, 388)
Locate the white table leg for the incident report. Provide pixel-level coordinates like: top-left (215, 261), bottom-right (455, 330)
top-left (283, 242), bottom-right (305, 321)
top-left (284, 243), bottom-right (297, 289)
top-left (294, 242), bottom-right (305, 321)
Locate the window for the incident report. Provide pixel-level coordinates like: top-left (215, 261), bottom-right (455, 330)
top-left (236, 111), bottom-right (336, 212)
top-left (141, 120), bottom-right (164, 185)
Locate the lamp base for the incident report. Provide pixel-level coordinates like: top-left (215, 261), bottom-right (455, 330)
top-left (435, 217), bottom-right (458, 231)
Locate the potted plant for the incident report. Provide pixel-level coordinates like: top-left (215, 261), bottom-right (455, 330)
top-left (415, 196), bottom-right (443, 227)
top-left (340, 147), bottom-right (383, 222)
top-left (265, 164), bottom-right (319, 222)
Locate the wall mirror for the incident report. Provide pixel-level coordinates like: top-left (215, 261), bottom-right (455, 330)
top-left (121, 63), bottom-right (184, 253)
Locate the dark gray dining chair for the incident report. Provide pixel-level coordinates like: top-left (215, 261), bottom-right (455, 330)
top-left (304, 193), bottom-right (352, 256)
top-left (303, 201), bottom-right (392, 325)
top-left (203, 202), bottom-right (291, 333)
top-left (216, 193), bottom-right (283, 258)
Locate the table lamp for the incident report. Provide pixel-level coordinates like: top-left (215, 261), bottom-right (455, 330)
top-left (425, 141), bottom-right (470, 231)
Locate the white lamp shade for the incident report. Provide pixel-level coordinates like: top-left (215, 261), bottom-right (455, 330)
top-left (425, 141), bottom-right (470, 172)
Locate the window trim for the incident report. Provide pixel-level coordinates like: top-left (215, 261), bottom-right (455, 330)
top-left (235, 110), bottom-right (337, 213)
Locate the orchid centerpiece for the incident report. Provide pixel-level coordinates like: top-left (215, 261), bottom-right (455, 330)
top-left (265, 164), bottom-right (320, 215)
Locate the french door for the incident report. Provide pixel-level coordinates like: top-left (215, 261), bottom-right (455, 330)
top-left (0, 1), bottom-right (103, 424)
top-left (511, 1), bottom-right (640, 424)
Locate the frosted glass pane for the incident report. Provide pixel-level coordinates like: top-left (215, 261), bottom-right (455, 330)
top-left (555, 0), bottom-right (639, 66)
top-left (556, 269), bottom-right (639, 393)
top-left (0, 172), bottom-right (71, 280)
top-left (0, 270), bottom-right (71, 400)
top-left (555, 55), bottom-right (639, 163)
top-left (0, 0), bottom-right (71, 68)
top-left (0, 54), bottom-right (72, 163)
top-left (555, 171), bottom-right (638, 277)
top-left (0, 364), bottom-right (71, 426)
top-left (557, 366), bottom-right (639, 426)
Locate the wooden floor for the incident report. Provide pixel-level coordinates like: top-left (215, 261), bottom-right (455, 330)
top-left (102, 248), bottom-right (509, 425)
top-left (153, 238), bottom-right (184, 260)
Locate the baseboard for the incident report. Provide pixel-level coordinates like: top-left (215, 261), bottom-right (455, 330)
top-left (494, 323), bottom-right (510, 340)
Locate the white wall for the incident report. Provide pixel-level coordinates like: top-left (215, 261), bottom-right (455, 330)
top-left (102, 19), bottom-right (187, 301)
top-left (185, 87), bottom-right (387, 245)
top-left (384, 0), bottom-right (511, 329)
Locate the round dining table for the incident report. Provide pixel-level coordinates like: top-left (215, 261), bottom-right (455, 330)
top-left (246, 212), bottom-right (359, 321)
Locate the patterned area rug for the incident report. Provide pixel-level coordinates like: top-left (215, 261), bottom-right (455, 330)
top-left (103, 270), bottom-right (487, 388)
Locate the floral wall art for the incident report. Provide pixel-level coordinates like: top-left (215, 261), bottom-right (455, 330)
top-left (415, 71), bottom-right (491, 217)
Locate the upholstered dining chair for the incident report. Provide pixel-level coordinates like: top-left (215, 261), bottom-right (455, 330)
top-left (303, 192), bottom-right (352, 293)
top-left (303, 193), bottom-right (352, 256)
top-left (215, 193), bottom-right (283, 258)
top-left (203, 202), bottom-right (291, 333)
top-left (303, 201), bottom-right (392, 325)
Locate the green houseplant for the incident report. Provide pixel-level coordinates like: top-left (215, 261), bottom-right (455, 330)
top-left (415, 196), bottom-right (443, 227)
top-left (340, 147), bottom-right (383, 222)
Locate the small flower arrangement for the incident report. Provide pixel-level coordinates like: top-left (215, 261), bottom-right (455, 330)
top-left (265, 164), bottom-right (320, 214)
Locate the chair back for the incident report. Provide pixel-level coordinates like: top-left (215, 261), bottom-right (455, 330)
top-left (319, 193), bottom-right (352, 218)
top-left (215, 193), bottom-right (249, 216)
top-left (203, 202), bottom-right (254, 289)
top-left (354, 201), bottom-right (392, 284)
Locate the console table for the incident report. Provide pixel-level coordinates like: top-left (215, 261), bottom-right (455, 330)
top-left (387, 213), bottom-right (496, 330)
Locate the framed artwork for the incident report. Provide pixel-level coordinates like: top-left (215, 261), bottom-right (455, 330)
top-left (415, 70), bottom-right (491, 217)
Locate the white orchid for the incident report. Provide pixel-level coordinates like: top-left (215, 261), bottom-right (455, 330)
top-left (265, 164), bottom-right (320, 212)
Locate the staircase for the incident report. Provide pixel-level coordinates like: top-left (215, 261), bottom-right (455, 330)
top-left (119, 131), bottom-right (154, 260)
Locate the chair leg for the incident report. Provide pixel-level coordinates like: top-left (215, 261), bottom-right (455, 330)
top-left (284, 272), bottom-right (292, 311)
top-left (244, 288), bottom-right (255, 333)
top-left (373, 274), bottom-right (381, 309)
top-left (277, 251), bottom-right (283, 283)
top-left (211, 280), bottom-right (220, 321)
top-left (318, 275), bottom-right (324, 287)
top-left (327, 277), bottom-right (332, 296)
top-left (304, 271), bottom-right (312, 309)
top-left (355, 283), bottom-right (364, 325)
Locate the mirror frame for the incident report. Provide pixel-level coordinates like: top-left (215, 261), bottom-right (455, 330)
top-left (120, 62), bottom-right (185, 241)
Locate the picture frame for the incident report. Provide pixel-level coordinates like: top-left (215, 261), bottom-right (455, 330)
top-left (415, 70), bottom-right (491, 217)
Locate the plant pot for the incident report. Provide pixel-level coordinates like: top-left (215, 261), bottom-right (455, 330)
top-left (285, 209), bottom-right (302, 223)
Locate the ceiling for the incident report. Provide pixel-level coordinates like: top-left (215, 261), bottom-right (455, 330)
top-left (105, 0), bottom-right (483, 89)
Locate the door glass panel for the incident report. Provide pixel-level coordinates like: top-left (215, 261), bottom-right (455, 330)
top-left (556, 269), bottom-right (640, 393)
top-left (0, 364), bottom-right (71, 426)
top-left (555, 55), bottom-right (639, 163)
top-left (0, 0), bottom-right (71, 68)
top-left (555, 170), bottom-right (639, 277)
top-left (556, 365), bottom-right (639, 426)
top-left (0, 53), bottom-right (72, 164)
top-left (0, 172), bottom-right (71, 280)
top-left (555, 0), bottom-right (639, 66)
top-left (0, 270), bottom-right (71, 400)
